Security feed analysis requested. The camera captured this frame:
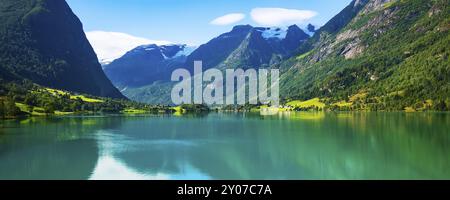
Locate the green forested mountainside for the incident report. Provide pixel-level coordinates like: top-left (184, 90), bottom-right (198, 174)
top-left (1, 0), bottom-right (448, 111)
top-left (280, 0), bottom-right (450, 111)
top-left (121, 82), bottom-right (174, 106)
top-left (0, 80), bottom-right (172, 118)
top-left (0, 0), bottom-right (125, 99)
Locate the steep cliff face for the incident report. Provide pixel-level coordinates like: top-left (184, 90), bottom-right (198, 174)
top-left (0, 0), bottom-right (126, 99)
top-left (280, 0), bottom-right (449, 110)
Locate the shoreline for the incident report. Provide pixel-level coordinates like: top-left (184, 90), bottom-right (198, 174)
top-left (2, 110), bottom-right (449, 121)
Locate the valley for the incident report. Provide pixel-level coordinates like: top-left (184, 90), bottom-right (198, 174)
top-left (100, 0), bottom-right (449, 111)
top-left (0, 0), bottom-right (449, 182)
top-left (0, 0), bottom-right (449, 119)
top-left (0, 81), bottom-right (174, 118)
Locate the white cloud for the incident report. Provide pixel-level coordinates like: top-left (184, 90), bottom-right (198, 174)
top-left (250, 8), bottom-right (317, 26)
top-left (89, 155), bottom-right (170, 180)
top-left (86, 31), bottom-right (172, 64)
top-left (210, 13), bottom-right (245, 26)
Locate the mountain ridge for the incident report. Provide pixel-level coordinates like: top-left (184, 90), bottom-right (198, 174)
top-left (104, 44), bottom-right (195, 88)
top-left (105, 24), bottom-right (312, 104)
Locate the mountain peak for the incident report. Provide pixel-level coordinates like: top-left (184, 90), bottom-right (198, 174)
top-left (316, 0), bottom-right (369, 35)
top-left (282, 25), bottom-right (310, 54)
top-left (307, 24), bottom-right (316, 33)
top-left (288, 24), bottom-right (301, 30)
top-left (232, 24), bottom-right (254, 32)
top-left (286, 25), bottom-right (309, 38)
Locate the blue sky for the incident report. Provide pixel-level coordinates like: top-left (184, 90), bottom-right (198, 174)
top-left (67, 0), bottom-right (352, 45)
top-left (66, 0), bottom-right (352, 62)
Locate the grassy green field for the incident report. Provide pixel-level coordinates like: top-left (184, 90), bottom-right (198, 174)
top-left (45, 88), bottom-right (104, 103)
top-left (286, 98), bottom-right (326, 109)
top-left (15, 103), bottom-right (46, 116)
top-left (122, 108), bottom-right (148, 114)
top-left (332, 101), bottom-right (353, 108)
top-left (15, 102), bottom-right (74, 116)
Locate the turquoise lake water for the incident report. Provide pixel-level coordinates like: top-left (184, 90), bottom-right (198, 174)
top-left (0, 112), bottom-right (449, 180)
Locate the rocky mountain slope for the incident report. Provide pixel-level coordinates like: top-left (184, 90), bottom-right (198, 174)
top-left (279, 0), bottom-right (449, 110)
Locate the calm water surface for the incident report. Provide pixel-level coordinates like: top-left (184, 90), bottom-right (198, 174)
top-left (0, 112), bottom-right (449, 180)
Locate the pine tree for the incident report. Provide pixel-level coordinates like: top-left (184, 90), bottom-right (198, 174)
top-left (4, 98), bottom-right (21, 117)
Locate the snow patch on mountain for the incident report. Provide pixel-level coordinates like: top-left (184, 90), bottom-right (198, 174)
top-left (159, 45), bottom-right (197, 59)
top-left (128, 44), bottom-right (198, 60)
top-left (174, 45), bottom-right (197, 57)
top-left (161, 51), bottom-right (169, 59)
top-left (260, 27), bottom-right (288, 40)
top-left (304, 30), bottom-right (315, 37)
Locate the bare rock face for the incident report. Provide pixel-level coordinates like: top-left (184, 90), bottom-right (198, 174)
top-left (361, 0), bottom-right (395, 14)
top-left (354, 0), bottom-right (366, 7)
top-left (300, 0), bottom-right (402, 63)
top-left (342, 40), bottom-right (365, 59)
top-left (428, 3), bottom-right (443, 17)
top-left (333, 0), bottom-right (398, 59)
top-left (334, 29), bottom-right (365, 59)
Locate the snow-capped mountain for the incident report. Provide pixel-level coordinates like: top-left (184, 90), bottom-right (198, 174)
top-left (171, 45), bottom-right (197, 58)
top-left (107, 24), bottom-right (311, 104)
top-left (186, 24), bottom-right (310, 70)
top-left (258, 27), bottom-right (289, 40)
top-left (103, 44), bottom-right (196, 88)
top-left (128, 44), bottom-right (196, 60)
